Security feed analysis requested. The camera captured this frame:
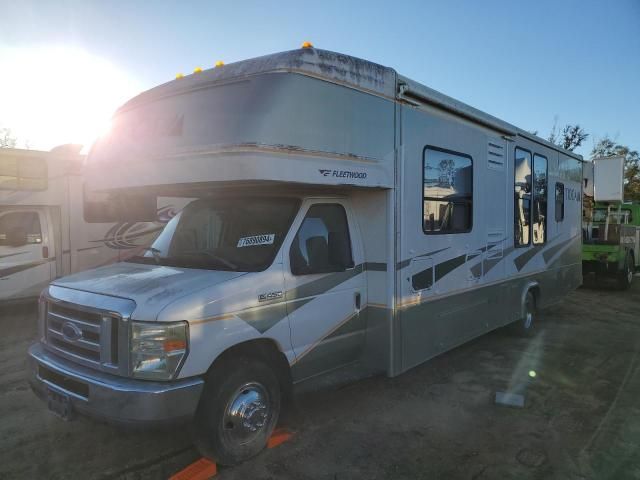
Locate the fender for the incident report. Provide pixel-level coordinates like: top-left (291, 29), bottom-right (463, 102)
top-left (519, 280), bottom-right (539, 320)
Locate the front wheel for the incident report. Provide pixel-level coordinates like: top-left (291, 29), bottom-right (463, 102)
top-left (194, 356), bottom-right (281, 466)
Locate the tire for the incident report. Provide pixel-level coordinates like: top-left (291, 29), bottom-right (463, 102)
top-left (618, 253), bottom-right (634, 290)
top-left (194, 356), bottom-right (281, 466)
top-left (510, 291), bottom-right (537, 336)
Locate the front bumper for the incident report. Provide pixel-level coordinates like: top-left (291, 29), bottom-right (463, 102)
top-left (28, 343), bottom-right (204, 426)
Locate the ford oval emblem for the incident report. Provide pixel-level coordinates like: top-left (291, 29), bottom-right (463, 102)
top-left (61, 322), bottom-right (83, 342)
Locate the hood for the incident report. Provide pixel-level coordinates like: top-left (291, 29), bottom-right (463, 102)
top-left (52, 261), bottom-right (247, 320)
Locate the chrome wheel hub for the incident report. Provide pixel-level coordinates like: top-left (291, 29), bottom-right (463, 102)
top-left (524, 311), bottom-right (533, 329)
top-left (222, 382), bottom-right (270, 445)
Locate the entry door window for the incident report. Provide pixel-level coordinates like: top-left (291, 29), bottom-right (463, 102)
top-left (514, 148), bottom-right (532, 247)
top-left (290, 204), bottom-right (354, 275)
top-left (0, 211), bottom-right (42, 246)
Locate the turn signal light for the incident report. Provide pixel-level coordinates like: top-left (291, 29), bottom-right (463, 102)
top-left (164, 339), bottom-right (187, 352)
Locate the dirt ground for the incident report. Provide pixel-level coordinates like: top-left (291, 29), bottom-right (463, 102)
top-left (1, 279), bottom-right (639, 480)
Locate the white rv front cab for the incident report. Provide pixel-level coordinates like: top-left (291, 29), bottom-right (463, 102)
top-left (28, 48), bottom-right (583, 465)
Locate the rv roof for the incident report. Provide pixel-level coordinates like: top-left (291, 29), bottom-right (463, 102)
top-left (121, 48), bottom-right (582, 161)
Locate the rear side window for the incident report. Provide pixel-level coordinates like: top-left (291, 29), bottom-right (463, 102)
top-left (0, 211), bottom-right (42, 246)
top-left (290, 204), bottom-right (354, 275)
top-left (514, 148), bottom-right (532, 247)
top-left (423, 147), bottom-right (473, 234)
top-left (555, 183), bottom-right (565, 222)
top-left (532, 154), bottom-right (548, 245)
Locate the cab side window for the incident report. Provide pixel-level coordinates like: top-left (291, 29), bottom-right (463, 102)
top-left (0, 211), bottom-right (42, 247)
top-left (290, 204), bottom-right (354, 275)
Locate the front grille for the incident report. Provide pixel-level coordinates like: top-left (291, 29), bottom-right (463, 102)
top-left (46, 301), bottom-right (119, 367)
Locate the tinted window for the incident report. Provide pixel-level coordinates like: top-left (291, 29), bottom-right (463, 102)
top-left (423, 147), bottom-right (473, 234)
top-left (533, 154), bottom-right (548, 245)
top-left (0, 211), bottom-right (42, 246)
top-left (126, 197), bottom-right (299, 272)
top-left (290, 204), bottom-right (353, 275)
top-left (555, 183), bottom-right (565, 222)
top-left (514, 148), bottom-right (532, 246)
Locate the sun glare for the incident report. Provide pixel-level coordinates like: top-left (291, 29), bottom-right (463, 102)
top-left (0, 46), bottom-right (141, 151)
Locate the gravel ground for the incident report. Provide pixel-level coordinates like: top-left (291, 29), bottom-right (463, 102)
top-left (1, 279), bottom-right (639, 480)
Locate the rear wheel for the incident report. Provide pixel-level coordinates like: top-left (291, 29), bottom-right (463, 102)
top-left (510, 291), bottom-right (537, 336)
top-left (194, 356), bottom-right (281, 466)
top-left (618, 253), bottom-right (634, 290)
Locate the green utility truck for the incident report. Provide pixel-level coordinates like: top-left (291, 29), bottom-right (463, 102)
top-left (583, 202), bottom-right (640, 288)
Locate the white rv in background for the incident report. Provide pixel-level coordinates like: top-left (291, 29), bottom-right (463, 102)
top-left (0, 146), bottom-right (182, 302)
top-left (29, 48), bottom-right (584, 466)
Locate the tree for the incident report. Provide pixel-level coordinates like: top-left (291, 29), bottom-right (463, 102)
top-left (591, 136), bottom-right (640, 201)
top-left (547, 119), bottom-right (589, 152)
top-left (0, 127), bottom-right (17, 148)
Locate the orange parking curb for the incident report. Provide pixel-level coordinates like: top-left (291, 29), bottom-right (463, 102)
top-left (169, 457), bottom-right (217, 480)
top-left (169, 429), bottom-right (294, 479)
top-left (267, 428), bottom-right (295, 448)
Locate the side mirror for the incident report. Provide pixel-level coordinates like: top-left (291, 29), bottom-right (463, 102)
top-left (7, 227), bottom-right (28, 247)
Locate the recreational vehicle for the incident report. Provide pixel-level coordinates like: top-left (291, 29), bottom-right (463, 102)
top-left (0, 146), bottom-right (181, 302)
top-left (28, 47), bottom-right (584, 465)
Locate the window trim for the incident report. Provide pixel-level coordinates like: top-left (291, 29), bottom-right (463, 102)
top-left (421, 145), bottom-right (474, 235)
top-left (532, 153), bottom-right (548, 245)
top-left (555, 182), bottom-right (565, 222)
top-left (513, 146), bottom-right (533, 248)
top-left (289, 202), bottom-right (355, 276)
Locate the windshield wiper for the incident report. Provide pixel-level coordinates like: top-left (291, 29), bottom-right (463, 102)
top-left (181, 250), bottom-right (238, 270)
top-left (141, 246), bottom-right (162, 264)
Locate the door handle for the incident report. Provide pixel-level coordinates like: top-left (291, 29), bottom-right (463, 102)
top-left (354, 292), bottom-right (361, 310)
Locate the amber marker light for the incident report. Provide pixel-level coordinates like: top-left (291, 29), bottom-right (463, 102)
top-left (215, 60), bottom-right (224, 67)
top-left (164, 339), bottom-right (188, 352)
top-left (301, 41), bottom-right (314, 49)
top-left (193, 66), bottom-right (203, 73)
top-left (175, 73), bottom-right (184, 79)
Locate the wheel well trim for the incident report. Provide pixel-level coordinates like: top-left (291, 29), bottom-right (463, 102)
top-left (206, 338), bottom-right (293, 397)
top-left (520, 280), bottom-right (540, 319)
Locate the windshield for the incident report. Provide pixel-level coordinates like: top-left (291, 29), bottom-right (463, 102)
top-left (126, 197), bottom-right (299, 272)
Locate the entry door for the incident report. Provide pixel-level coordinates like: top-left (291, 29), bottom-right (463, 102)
top-left (283, 200), bottom-right (366, 381)
top-left (0, 208), bottom-right (53, 300)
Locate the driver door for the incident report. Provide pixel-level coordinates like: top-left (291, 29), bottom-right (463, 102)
top-left (0, 208), bottom-right (52, 300)
top-left (283, 200), bottom-right (367, 381)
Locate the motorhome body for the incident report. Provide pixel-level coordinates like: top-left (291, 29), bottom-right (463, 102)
top-left (0, 147), bottom-right (183, 302)
top-left (29, 48), bottom-right (584, 464)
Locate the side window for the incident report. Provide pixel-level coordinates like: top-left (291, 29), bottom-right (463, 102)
top-left (290, 204), bottom-right (354, 275)
top-left (514, 148), bottom-right (532, 247)
top-left (423, 147), bottom-right (473, 234)
top-left (0, 156), bottom-right (47, 191)
top-left (532, 154), bottom-right (548, 245)
top-left (0, 211), bottom-right (42, 247)
top-left (555, 182), bottom-right (565, 222)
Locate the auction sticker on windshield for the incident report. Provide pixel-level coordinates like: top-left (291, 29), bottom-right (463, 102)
top-left (237, 234), bottom-right (275, 247)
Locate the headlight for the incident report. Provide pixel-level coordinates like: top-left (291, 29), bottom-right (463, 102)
top-left (130, 321), bottom-right (188, 380)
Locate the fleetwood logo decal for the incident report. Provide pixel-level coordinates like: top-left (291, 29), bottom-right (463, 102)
top-left (319, 169), bottom-right (367, 179)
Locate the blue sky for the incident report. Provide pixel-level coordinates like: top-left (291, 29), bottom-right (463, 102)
top-left (1, 0), bottom-right (638, 156)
